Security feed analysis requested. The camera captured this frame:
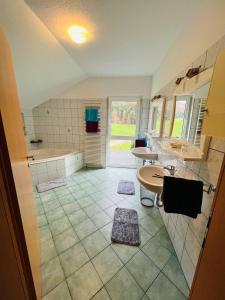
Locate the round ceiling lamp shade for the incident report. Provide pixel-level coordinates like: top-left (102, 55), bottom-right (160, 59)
top-left (68, 26), bottom-right (88, 44)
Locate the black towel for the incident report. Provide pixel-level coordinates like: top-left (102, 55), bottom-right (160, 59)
top-left (162, 176), bottom-right (203, 219)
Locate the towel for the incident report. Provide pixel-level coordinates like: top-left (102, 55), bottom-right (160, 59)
top-left (86, 121), bottom-right (99, 133)
top-left (135, 139), bottom-right (147, 147)
top-left (162, 176), bottom-right (203, 219)
top-left (85, 108), bottom-right (99, 122)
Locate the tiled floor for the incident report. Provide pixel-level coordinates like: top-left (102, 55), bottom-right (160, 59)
top-left (34, 167), bottom-right (189, 300)
top-left (109, 150), bottom-right (137, 167)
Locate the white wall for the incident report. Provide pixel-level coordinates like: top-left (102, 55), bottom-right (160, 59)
top-left (150, 32), bottom-right (225, 289)
top-left (59, 76), bottom-right (152, 99)
top-left (152, 0), bottom-right (225, 94)
top-left (0, 0), bottom-right (86, 109)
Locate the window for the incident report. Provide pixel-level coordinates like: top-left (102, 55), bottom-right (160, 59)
top-left (172, 96), bottom-right (192, 138)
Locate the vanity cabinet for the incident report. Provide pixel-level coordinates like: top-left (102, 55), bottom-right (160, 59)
top-left (202, 48), bottom-right (225, 137)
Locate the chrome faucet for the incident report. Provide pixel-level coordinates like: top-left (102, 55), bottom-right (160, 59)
top-left (164, 165), bottom-right (176, 176)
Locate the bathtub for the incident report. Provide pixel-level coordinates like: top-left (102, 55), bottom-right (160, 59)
top-left (28, 149), bottom-right (83, 185)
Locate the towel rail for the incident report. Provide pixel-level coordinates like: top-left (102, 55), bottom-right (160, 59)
top-left (203, 184), bottom-right (216, 194)
top-left (152, 174), bottom-right (216, 195)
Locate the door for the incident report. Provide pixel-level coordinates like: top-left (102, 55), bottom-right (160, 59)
top-left (190, 155), bottom-right (225, 299)
top-left (0, 28), bottom-right (40, 298)
top-left (108, 98), bottom-right (140, 167)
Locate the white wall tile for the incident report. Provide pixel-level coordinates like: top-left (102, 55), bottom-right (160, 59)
top-left (185, 227), bottom-right (202, 268)
top-left (173, 230), bottom-right (185, 262)
top-left (156, 34), bottom-right (225, 289)
top-left (199, 149), bottom-right (224, 185)
top-left (181, 249), bottom-right (195, 287)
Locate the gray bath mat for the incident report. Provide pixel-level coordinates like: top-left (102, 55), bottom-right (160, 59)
top-left (111, 208), bottom-right (140, 246)
top-left (36, 178), bottom-right (66, 193)
top-left (117, 180), bottom-right (135, 195)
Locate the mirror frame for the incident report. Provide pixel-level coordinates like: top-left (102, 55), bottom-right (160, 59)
top-left (148, 96), bottom-right (166, 138)
top-left (169, 67), bottom-right (213, 159)
top-left (169, 68), bottom-right (213, 137)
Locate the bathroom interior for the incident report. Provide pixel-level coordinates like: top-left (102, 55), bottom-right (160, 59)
top-left (0, 1), bottom-right (225, 300)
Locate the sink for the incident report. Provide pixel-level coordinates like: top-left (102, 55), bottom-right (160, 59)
top-left (131, 147), bottom-right (158, 160)
top-left (137, 165), bottom-right (166, 194)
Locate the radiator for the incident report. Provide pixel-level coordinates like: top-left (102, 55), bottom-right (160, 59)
top-left (82, 101), bottom-right (106, 168)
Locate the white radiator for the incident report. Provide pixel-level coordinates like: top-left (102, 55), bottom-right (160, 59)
top-left (194, 98), bottom-right (207, 146)
top-left (82, 101), bottom-right (106, 168)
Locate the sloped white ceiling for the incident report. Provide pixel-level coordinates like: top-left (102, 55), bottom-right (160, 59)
top-left (152, 0), bottom-right (225, 93)
top-left (25, 0), bottom-right (201, 77)
top-left (0, 0), bottom-right (86, 109)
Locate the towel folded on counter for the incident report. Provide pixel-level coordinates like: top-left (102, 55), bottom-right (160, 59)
top-left (162, 176), bottom-right (203, 219)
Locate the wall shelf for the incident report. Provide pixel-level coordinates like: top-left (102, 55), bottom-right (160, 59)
top-left (158, 139), bottom-right (203, 161)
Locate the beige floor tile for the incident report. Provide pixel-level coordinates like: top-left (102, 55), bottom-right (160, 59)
top-left (92, 288), bottom-right (111, 300)
top-left (54, 227), bottom-right (79, 254)
top-left (41, 238), bottom-right (57, 265)
top-left (146, 273), bottom-right (186, 300)
top-left (41, 257), bottom-right (65, 296)
top-left (126, 251), bottom-right (160, 291)
top-left (75, 218), bottom-right (97, 240)
top-left (60, 242), bottom-right (89, 277)
top-left (49, 216), bottom-right (71, 237)
top-left (92, 246), bottom-right (123, 284)
top-left (106, 267), bottom-right (144, 300)
top-left (67, 262), bottom-right (103, 300)
top-left (111, 243), bottom-right (139, 264)
top-left (42, 281), bottom-right (71, 300)
top-left (82, 231), bottom-right (108, 258)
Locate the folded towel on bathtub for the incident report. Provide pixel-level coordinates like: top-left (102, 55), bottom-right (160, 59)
top-left (36, 178), bottom-right (66, 193)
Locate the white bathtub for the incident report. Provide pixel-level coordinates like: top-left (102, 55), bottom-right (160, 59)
top-left (28, 149), bottom-right (83, 185)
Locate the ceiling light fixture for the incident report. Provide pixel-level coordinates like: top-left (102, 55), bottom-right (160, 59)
top-left (68, 26), bottom-right (88, 44)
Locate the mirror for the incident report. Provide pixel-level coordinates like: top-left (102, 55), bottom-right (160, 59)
top-left (169, 68), bottom-right (213, 159)
top-left (148, 97), bottom-right (165, 137)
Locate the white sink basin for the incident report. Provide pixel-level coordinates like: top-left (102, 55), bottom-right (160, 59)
top-left (131, 147), bottom-right (158, 160)
top-left (137, 165), bottom-right (166, 194)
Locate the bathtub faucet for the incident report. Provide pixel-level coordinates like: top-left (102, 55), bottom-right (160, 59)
top-left (30, 139), bottom-right (43, 144)
top-left (26, 155), bottom-right (35, 161)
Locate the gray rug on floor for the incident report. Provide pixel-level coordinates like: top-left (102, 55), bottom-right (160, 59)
top-left (36, 178), bottom-right (66, 193)
top-left (111, 208), bottom-right (140, 246)
top-left (117, 180), bottom-right (135, 195)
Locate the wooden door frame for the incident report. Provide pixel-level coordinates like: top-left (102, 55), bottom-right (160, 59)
top-left (190, 154), bottom-right (225, 299)
top-left (0, 113), bottom-right (37, 299)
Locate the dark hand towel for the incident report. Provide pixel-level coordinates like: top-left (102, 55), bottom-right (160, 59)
top-left (135, 139), bottom-right (146, 147)
top-left (162, 176), bottom-right (203, 219)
